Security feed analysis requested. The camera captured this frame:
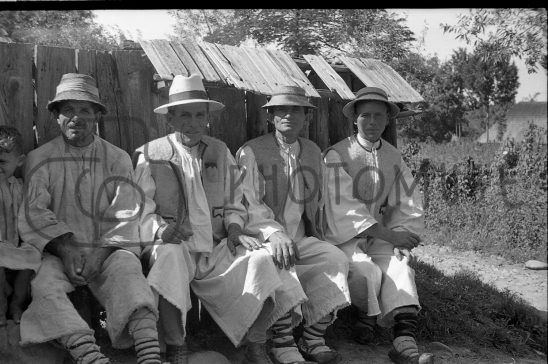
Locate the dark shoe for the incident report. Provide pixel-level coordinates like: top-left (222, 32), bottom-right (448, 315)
top-left (298, 338), bottom-right (341, 364)
top-left (388, 348), bottom-right (434, 364)
top-left (352, 323), bottom-right (375, 345)
top-left (166, 344), bottom-right (190, 364)
top-left (242, 342), bottom-right (274, 364)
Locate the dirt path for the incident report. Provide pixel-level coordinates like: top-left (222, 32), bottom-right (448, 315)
top-left (414, 243), bottom-right (548, 317)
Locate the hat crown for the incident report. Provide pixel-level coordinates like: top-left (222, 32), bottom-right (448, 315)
top-left (355, 87), bottom-right (390, 101)
top-left (47, 73), bottom-right (107, 114)
top-left (169, 74), bottom-right (207, 96)
top-left (272, 85), bottom-right (306, 97)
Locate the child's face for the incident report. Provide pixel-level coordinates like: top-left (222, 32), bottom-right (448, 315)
top-left (0, 150), bottom-right (24, 181)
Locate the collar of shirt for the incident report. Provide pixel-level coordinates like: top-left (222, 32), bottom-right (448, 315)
top-left (275, 133), bottom-right (300, 156)
top-left (356, 134), bottom-right (381, 152)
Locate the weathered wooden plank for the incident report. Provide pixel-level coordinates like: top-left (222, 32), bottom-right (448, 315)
top-left (240, 47), bottom-right (277, 94)
top-left (215, 44), bottom-right (262, 94)
top-left (366, 58), bottom-right (423, 103)
top-left (328, 95), bottom-right (353, 146)
top-left (139, 40), bottom-right (177, 80)
top-left (303, 54), bottom-right (355, 100)
top-left (112, 50), bottom-right (159, 154)
top-left (0, 42), bottom-right (35, 154)
top-left (180, 39), bottom-right (223, 83)
top-left (149, 39), bottom-right (188, 77)
top-left (266, 49), bottom-right (320, 98)
top-left (76, 48), bottom-right (97, 78)
top-left (358, 58), bottom-right (401, 100)
top-left (201, 42), bottom-right (246, 89)
top-left (245, 92), bottom-right (269, 141)
top-left (170, 41), bottom-right (204, 78)
top-left (94, 51), bottom-right (124, 149)
top-left (235, 46), bottom-right (274, 94)
top-left (35, 45), bottom-right (77, 146)
top-left (309, 89), bottom-right (330, 151)
top-left (207, 86), bottom-right (246, 155)
top-left (254, 47), bottom-right (294, 88)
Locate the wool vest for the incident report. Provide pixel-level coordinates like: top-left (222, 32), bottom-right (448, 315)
top-left (242, 133), bottom-right (323, 239)
top-left (133, 134), bottom-right (229, 245)
top-left (325, 136), bottom-right (402, 221)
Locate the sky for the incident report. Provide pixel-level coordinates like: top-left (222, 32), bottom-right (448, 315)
top-left (93, 9), bottom-right (547, 103)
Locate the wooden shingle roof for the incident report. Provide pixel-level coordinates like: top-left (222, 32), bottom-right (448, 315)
top-left (139, 39), bottom-right (424, 103)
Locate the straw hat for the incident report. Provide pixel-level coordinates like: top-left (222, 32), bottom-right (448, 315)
top-left (154, 74), bottom-right (225, 114)
top-left (342, 86), bottom-right (399, 119)
top-left (47, 73), bottom-right (107, 114)
top-left (262, 85), bottom-right (316, 110)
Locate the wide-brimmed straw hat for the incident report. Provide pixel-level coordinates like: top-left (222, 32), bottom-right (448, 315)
top-left (47, 73), bottom-right (107, 114)
top-left (154, 74), bottom-right (225, 114)
top-left (342, 86), bottom-right (399, 119)
top-left (262, 85), bottom-right (317, 110)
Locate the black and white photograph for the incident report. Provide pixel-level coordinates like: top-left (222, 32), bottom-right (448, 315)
top-left (0, 7), bottom-right (546, 364)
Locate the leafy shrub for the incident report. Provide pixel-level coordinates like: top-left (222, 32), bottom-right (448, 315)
top-left (404, 124), bottom-right (547, 262)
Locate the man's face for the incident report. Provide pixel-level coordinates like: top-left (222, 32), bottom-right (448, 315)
top-left (0, 150), bottom-right (24, 182)
top-left (355, 101), bottom-right (389, 142)
top-left (167, 103), bottom-right (209, 147)
top-left (55, 100), bottom-right (99, 147)
top-left (270, 105), bottom-right (306, 138)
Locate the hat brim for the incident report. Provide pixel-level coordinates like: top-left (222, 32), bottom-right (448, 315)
top-left (154, 99), bottom-right (225, 114)
top-left (342, 97), bottom-right (399, 119)
top-left (47, 92), bottom-right (107, 115)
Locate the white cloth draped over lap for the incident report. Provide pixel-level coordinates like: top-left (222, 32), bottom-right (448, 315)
top-left (135, 135), bottom-right (307, 346)
top-left (237, 138), bottom-right (350, 326)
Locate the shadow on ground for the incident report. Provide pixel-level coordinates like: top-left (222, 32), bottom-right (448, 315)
top-left (1, 261), bottom-right (546, 363)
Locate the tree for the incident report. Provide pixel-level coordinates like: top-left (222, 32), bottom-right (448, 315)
top-left (0, 11), bottom-right (122, 50)
top-left (452, 46), bottom-right (519, 142)
top-left (169, 9), bottom-right (415, 60)
top-left (442, 8), bottom-right (547, 73)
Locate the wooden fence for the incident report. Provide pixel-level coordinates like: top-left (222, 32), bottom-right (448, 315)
top-left (0, 42), bottom-right (396, 157)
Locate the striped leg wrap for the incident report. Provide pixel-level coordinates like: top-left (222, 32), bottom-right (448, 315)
top-left (128, 307), bottom-right (161, 364)
top-left (57, 333), bottom-right (109, 364)
top-left (301, 313), bottom-right (332, 355)
top-left (270, 312), bottom-right (304, 363)
top-left (393, 312), bottom-right (418, 339)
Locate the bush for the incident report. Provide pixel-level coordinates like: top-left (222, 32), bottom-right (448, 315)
top-left (404, 124), bottom-right (547, 262)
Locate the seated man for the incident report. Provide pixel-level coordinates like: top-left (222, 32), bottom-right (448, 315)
top-left (237, 86), bottom-right (351, 364)
top-left (18, 73), bottom-right (161, 364)
top-left (133, 74), bottom-right (308, 364)
top-left (323, 86), bottom-right (433, 364)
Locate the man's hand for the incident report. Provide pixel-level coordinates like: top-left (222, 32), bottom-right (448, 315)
top-left (268, 231), bottom-right (299, 270)
top-left (227, 223), bottom-right (263, 256)
top-left (390, 230), bottom-right (421, 250)
top-left (80, 247), bottom-right (116, 283)
top-left (57, 243), bottom-right (87, 286)
top-left (363, 224), bottom-right (421, 250)
top-left (394, 247), bottom-right (416, 264)
top-left (157, 222), bottom-right (193, 243)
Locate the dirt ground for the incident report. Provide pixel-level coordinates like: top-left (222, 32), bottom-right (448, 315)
top-left (2, 242), bottom-right (547, 363)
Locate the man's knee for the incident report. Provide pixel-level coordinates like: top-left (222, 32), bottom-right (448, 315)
top-left (351, 259), bottom-right (382, 284)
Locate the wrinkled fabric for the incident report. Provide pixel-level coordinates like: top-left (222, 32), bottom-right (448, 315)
top-left (19, 135), bottom-right (142, 255)
top-left (135, 135), bottom-right (305, 347)
top-left (20, 251), bottom-right (157, 348)
top-left (323, 138), bottom-right (423, 324)
top-left (18, 135), bottom-right (155, 347)
top-left (237, 143), bottom-right (351, 326)
top-left (0, 177), bottom-right (41, 271)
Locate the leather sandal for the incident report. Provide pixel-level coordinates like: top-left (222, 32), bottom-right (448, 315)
top-left (297, 338), bottom-right (341, 364)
